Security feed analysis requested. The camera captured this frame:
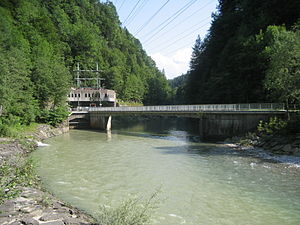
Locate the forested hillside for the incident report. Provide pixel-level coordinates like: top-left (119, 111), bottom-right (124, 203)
top-left (185, 0), bottom-right (300, 105)
top-left (0, 0), bottom-right (171, 133)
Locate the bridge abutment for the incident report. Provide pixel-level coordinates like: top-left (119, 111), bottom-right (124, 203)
top-left (198, 112), bottom-right (285, 140)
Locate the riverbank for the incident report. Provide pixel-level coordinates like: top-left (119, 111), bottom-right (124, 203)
top-left (0, 124), bottom-right (98, 225)
top-left (225, 132), bottom-right (300, 160)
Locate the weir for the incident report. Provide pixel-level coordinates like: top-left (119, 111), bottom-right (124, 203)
top-left (68, 103), bottom-right (287, 139)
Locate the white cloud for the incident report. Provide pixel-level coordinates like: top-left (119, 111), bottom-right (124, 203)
top-left (150, 48), bottom-right (192, 79)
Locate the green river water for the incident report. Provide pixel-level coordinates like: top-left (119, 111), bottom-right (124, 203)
top-left (32, 118), bottom-right (300, 225)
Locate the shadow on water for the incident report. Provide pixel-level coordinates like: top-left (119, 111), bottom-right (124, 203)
top-left (154, 144), bottom-right (300, 166)
top-left (71, 116), bottom-right (300, 166)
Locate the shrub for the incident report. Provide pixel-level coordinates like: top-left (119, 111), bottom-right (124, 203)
top-left (96, 192), bottom-right (159, 225)
top-left (257, 117), bottom-right (287, 135)
top-left (37, 105), bottom-right (69, 127)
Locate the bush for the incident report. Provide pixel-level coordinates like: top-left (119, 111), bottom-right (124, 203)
top-left (96, 192), bottom-right (159, 225)
top-left (257, 117), bottom-right (287, 135)
top-left (0, 115), bottom-right (21, 137)
top-left (37, 106), bottom-right (69, 127)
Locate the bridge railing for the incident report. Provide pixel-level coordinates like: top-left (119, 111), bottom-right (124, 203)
top-left (85, 103), bottom-right (285, 112)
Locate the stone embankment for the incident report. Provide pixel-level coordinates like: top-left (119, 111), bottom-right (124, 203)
top-left (0, 187), bottom-right (95, 225)
top-left (255, 135), bottom-right (300, 156)
top-left (0, 123), bottom-right (99, 225)
top-left (227, 133), bottom-right (300, 157)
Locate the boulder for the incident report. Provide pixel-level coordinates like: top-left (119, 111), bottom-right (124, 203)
top-left (292, 148), bottom-right (300, 157)
top-left (282, 144), bottom-right (292, 153)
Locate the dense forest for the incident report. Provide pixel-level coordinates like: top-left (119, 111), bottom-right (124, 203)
top-left (181, 0), bottom-right (300, 105)
top-left (0, 0), bottom-right (171, 133)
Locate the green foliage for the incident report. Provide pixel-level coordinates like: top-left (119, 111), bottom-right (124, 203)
top-left (0, 0), bottom-right (170, 136)
top-left (96, 192), bottom-right (159, 225)
top-left (118, 100), bottom-right (143, 107)
top-left (37, 106), bottom-right (69, 127)
top-left (169, 74), bottom-right (187, 104)
top-left (185, 0), bottom-right (300, 104)
top-left (257, 117), bottom-right (287, 135)
top-left (0, 117), bottom-right (38, 138)
top-left (261, 25), bottom-right (300, 105)
top-left (0, 157), bottom-right (37, 204)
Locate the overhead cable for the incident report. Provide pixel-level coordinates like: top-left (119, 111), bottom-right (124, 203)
top-left (152, 22), bottom-right (210, 54)
top-left (145, 1), bottom-right (215, 45)
top-left (141, 0), bottom-right (197, 40)
top-left (147, 16), bottom-right (211, 52)
top-left (123, 0), bottom-right (143, 25)
top-left (126, 0), bottom-right (150, 26)
top-left (133, 0), bottom-right (172, 36)
top-left (142, 0), bottom-right (198, 44)
top-left (118, 0), bottom-right (126, 11)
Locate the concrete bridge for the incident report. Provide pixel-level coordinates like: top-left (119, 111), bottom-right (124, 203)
top-left (69, 103), bottom-right (286, 139)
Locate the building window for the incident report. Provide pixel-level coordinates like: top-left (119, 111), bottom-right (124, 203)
top-left (75, 94), bottom-right (77, 97)
top-left (78, 94), bottom-right (81, 98)
top-left (85, 93), bottom-right (87, 98)
top-left (88, 93), bottom-right (91, 97)
top-left (71, 94), bottom-right (74, 97)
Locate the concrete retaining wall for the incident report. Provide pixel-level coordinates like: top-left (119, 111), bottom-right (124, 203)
top-left (199, 112), bottom-right (285, 140)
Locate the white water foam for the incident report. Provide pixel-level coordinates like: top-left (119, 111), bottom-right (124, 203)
top-left (226, 143), bottom-right (300, 168)
top-left (36, 141), bottom-right (49, 147)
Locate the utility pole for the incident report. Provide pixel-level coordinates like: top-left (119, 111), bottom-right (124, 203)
top-left (73, 63), bottom-right (104, 89)
top-left (73, 63), bottom-right (105, 107)
top-left (77, 63), bottom-right (80, 88)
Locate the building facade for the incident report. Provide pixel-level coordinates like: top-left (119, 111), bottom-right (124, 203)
top-left (68, 88), bottom-right (116, 108)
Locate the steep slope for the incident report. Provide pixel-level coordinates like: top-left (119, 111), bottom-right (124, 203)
top-left (0, 0), bottom-right (171, 130)
top-left (185, 0), bottom-right (300, 104)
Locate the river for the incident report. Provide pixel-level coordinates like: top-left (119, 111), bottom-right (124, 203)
top-left (32, 117), bottom-right (300, 225)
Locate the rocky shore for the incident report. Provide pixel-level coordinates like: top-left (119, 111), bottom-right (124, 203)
top-left (226, 132), bottom-right (300, 157)
top-left (0, 123), bottom-right (99, 225)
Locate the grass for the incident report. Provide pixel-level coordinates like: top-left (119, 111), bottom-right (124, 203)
top-left (96, 191), bottom-right (160, 225)
top-left (9, 122), bottom-right (40, 137)
top-left (0, 156), bottom-right (38, 205)
top-left (0, 122), bottom-right (41, 138)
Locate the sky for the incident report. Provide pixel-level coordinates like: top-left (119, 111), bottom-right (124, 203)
top-left (107, 0), bottom-right (219, 79)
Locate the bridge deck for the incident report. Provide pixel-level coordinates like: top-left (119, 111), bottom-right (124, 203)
top-left (71, 103), bottom-right (286, 115)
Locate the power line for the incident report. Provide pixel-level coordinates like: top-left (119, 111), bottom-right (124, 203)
top-left (147, 16), bottom-right (211, 52)
top-left (123, 0), bottom-right (143, 25)
top-left (141, 0), bottom-right (197, 40)
top-left (125, 0), bottom-right (150, 26)
top-left (118, 0), bottom-right (126, 11)
top-left (133, 0), bottom-right (172, 36)
top-left (144, 1), bottom-right (214, 46)
top-left (142, 0), bottom-right (198, 44)
top-left (151, 21), bottom-right (210, 54)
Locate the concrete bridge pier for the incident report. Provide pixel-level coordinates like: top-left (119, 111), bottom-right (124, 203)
top-left (90, 113), bottom-right (112, 131)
